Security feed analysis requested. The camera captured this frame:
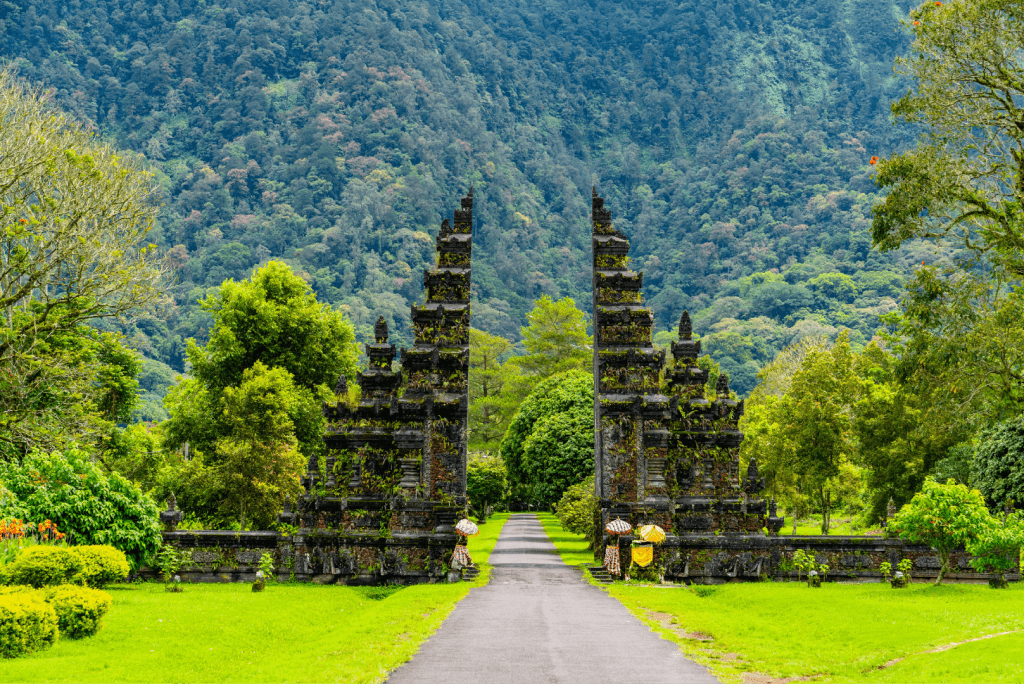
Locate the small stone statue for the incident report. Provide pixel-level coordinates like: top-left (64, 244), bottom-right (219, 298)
top-left (159, 493), bottom-right (184, 530)
top-left (374, 315), bottom-right (389, 344)
top-left (766, 497), bottom-right (785, 537)
top-left (716, 372), bottom-right (730, 399)
top-left (678, 310), bottom-right (692, 340)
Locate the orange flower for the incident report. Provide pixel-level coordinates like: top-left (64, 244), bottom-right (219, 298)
top-left (913, 20), bottom-right (920, 25)
top-left (935, 1), bottom-right (942, 5)
top-left (869, 156), bottom-right (880, 165)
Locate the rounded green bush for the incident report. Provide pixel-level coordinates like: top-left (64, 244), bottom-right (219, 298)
top-left (0, 590), bottom-right (59, 658)
top-left (72, 546), bottom-right (130, 588)
top-left (42, 585), bottom-right (112, 639)
top-left (2, 546), bottom-right (83, 588)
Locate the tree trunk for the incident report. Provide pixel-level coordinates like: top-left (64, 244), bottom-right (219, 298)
top-left (935, 550), bottom-right (949, 586)
top-left (819, 488), bottom-right (831, 535)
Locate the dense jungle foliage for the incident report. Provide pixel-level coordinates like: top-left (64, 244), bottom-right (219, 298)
top-left (0, 0), bottom-right (927, 405)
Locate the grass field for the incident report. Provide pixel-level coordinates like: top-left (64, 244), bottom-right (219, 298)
top-left (538, 512), bottom-right (1024, 684)
top-left (1, 513), bottom-right (509, 684)
top-left (779, 513), bottom-right (882, 537)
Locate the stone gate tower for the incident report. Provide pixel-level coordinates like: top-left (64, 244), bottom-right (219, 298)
top-left (591, 188), bottom-right (769, 581)
top-left (282, 189), bottom-right (473, 584)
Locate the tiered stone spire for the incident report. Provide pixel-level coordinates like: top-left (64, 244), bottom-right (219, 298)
top-left (591, 189), bottom-right (767, 580)
top-left (290, 189), bottom-right (474, 584)
top-left (591, 187), bottom-right (667, 507)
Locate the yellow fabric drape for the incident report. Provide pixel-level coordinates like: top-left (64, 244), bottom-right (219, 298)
top-left (631, 545), bottom-right (654, 567)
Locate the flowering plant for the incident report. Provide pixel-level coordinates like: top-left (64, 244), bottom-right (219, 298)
top-left (1, 518), bottom-right (67, 565)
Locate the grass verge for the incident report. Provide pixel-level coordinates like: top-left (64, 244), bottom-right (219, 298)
top-left (537, 518), bottom-right (1024, 683)
top-left (1, 513), bottom-right (509, 683)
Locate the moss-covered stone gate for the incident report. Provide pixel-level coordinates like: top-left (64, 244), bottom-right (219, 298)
top-left (158, 188), bottom-right (1019, 586)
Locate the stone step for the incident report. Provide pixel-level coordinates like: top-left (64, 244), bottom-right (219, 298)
top-left (461, 567), bottom-right (480, 581)
top-left (587, 566), bottom-right (614, 584)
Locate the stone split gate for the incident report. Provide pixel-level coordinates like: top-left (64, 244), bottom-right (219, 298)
top-left (160, 188), bottom-right (1019, 586)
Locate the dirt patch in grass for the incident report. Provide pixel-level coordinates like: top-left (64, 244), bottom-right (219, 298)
top-left (646, 610), bottom-right (715, 642)
top-left (871, 629), bottom-right (1020, 671)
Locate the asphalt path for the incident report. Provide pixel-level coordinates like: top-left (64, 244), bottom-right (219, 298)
top-left (386, 513), bottom-right (719, 684)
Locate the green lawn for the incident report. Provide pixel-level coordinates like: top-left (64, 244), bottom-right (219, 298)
top-left (780, 514), bottom-right (882, 537)
top-left (2, 513), bottom-right (509, 683)
top-left (537, 514), bottom-right (1024, 684)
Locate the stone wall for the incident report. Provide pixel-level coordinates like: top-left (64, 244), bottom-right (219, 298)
top-left (605, 533), bottom-right (1021, 584)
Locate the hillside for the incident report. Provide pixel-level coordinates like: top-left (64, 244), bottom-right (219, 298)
top-left (0, 0), bottom-right (926, 404)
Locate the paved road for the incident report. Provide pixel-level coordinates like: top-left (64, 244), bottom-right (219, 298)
top-left (386, 514), bottom-right (718, 684)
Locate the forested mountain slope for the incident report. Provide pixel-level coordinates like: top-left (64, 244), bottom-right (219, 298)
top-left (0, 0), bottom-right (925, 402)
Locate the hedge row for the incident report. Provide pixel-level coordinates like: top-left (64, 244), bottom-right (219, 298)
top-left (0, 545), bottom-right (129, 588)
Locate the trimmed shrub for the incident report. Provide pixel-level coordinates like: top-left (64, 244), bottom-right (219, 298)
top-left (72, 546), bottom-right (130, 588)
top-left (0, 590), bottom-right (58, 658)
top-left (2, 546), bottom-right (83, 588)
top-left (555, 476), bottom-right (598, 546)
top-left (42, 585), bottom-right (112, 639)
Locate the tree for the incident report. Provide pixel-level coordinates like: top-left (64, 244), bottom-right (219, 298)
top-left (468, 328), bottom-right (519, 454)
top-left (0, 324), bottom-right (144, 459)
top-left (467, 453), bottom-right (508, 519)
top-left (745, 333), bottom-right (856, 532)
top-left (187, 260), bottom-right (358, 395)
top-left (880, 270), bottom-right (1024, 429)
top-left (870, 0), bottom-right (1024, 449)
top-left (973, 415), bottom-right (1024, 508)
top-left (500, 297), bottom-right (592, 410)
top-left (873, 0), bottom-right (1024, 276)
top-left (513, 296), bottom-right (592, 378)
top-left (890, 477), bottom-right (995, 585)
top-left (164, 260), bottom-right (358, 462)
top-left (852, 340), bottom-right (965, 522)
top-left (214, 363), bottom-right (305, 530)
top-left (523, 404), bottom-right (595, 506)
top-left (0, 71), bottom-right (163, 455)
top-left (500, 370), bottom-right (593, 507)
top-left (967, 511), bottom-right (1024, 586)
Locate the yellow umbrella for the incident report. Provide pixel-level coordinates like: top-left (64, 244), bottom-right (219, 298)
top-left (638, 524), bottom-right (666, 543)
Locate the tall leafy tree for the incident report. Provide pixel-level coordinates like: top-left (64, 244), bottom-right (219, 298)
top-left (873, 0), bottom-right (1024, 275)
top-left (499, 296), bottom-right (593, 414)
top-left (500, 369), bottom-right (593, 506)
top-left (871, 0), bottom-right (1024, 436)
top-left (852, 339), bottom-right (966, 521)
top-left (513, 296), bottom-right (592, 378)
top-left (164, 260), bottom-right (358, 461)
top-left (161, 261), bottom-right (357, 526)
top-left (769, 333), bottom-right (858, 533)
top-left (0, 71), bottom-right (163, 456)
top-left (214, 363), bottom-right (305, 530)
top-left (468, 328), bottom-right (519, 454)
